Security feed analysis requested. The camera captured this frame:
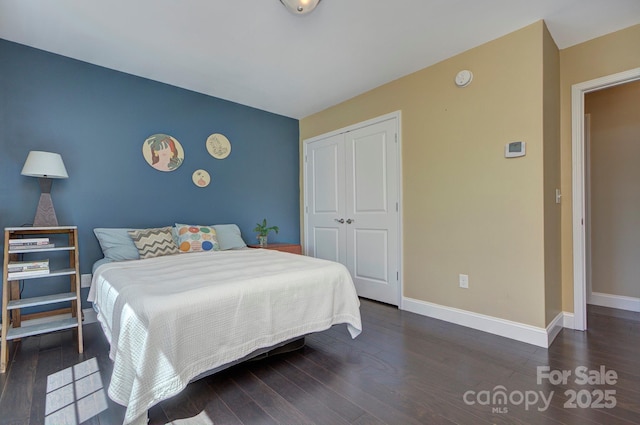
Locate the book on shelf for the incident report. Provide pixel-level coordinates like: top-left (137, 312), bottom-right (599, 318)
top-left (9, 237), bottom-right (50, 245)
top-left (8, 259), bottom-right (50, 272)
top-left (9, 242), bottom-right (55, 250)
top-left (7, 269), bottom-right (50, 279)
top-left (8, 263), bottom-right (49, 272)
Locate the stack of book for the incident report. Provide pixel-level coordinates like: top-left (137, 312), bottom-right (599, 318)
top-left (7, 259), bottom-right (50, 279)
top-left (8, 237), bottom-right (54, 250)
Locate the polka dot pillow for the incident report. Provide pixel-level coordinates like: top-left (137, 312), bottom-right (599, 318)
top-left (175, 223), bottom-right (220, 252)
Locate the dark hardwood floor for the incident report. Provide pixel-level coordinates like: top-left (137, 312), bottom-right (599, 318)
top-left (0, 300), bottom-right (638, 424)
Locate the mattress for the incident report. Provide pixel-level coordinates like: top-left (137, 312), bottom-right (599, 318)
top-left (88, 248), bottom-right (362, 424)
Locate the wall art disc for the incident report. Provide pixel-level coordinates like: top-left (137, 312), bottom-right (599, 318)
top-left (192, 169), bottom-right (211, 187)
top-left (206, 133), bottom-right (231, 159)
top-left (143, 134), bottom-right (184, 172)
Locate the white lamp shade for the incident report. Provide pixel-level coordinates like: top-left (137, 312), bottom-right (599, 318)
top-left (280, 0), bottom-right (321, 14)
top-left (21, 151), bottom-right (69, 179)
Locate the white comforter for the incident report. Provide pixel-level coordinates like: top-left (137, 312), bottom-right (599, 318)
top-left (88, 249), bottom-right (362, 425)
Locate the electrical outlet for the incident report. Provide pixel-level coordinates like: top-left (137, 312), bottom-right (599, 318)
top-left (81, 274), bottom-right (92, 288)
top-left (459, 274), bottom-right (469, 289)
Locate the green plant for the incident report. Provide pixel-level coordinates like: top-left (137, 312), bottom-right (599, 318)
top-left (254, 218), bottom-right (279, 237)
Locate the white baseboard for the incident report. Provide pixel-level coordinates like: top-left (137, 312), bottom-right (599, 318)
top-left (402, 297), bottom-right (553, 348)
top-left (546, 312), bottom-right (564, 346)
top-left (563, 312), bottom-right (575, 329)
top-left (589, 292), bottom-right (640, 312)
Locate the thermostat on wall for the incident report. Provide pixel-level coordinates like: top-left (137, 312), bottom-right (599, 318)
top-left (505, 141), bottom-right (526, 158)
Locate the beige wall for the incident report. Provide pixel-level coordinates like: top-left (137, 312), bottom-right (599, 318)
top-left (585, 80), bottom-right (640, 299)
top-left (301, 20), bottom-right (640, 327)
top-left (543, 24), bottom-right (562, 325)
top-left (559, 24), bottom-right (640, 312)
top-left (301, 22), bottom-right (551, 327)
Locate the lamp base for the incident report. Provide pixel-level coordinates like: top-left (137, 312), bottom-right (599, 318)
top-left (33, 193), bottom-right (59, 227)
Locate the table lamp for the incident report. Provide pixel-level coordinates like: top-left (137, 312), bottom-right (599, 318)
top-left (21, 151), bottom-right (68, 227)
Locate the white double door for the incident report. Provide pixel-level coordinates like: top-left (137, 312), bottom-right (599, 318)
top-left (304, 115), bottom-right (400, 305)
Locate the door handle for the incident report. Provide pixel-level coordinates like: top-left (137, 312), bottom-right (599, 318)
top-left (346, 218), bottom-right (354, 224)
top-left (335, 218), bottom-right (345, 223)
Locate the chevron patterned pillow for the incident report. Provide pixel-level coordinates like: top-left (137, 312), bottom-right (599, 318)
top-left (128, 227), bottom-right (179, 259)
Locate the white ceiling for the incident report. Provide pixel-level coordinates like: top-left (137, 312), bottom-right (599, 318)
top-left (1, 0), bottom-right (639, 119)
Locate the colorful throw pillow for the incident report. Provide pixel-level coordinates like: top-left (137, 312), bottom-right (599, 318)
top-left (175, 223), bottom-right (220, 252)
top-left (128, 227), bottom-right (179, 259)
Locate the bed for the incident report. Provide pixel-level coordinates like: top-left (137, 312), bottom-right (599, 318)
top-left (88, 246), bottom-right (362, 425)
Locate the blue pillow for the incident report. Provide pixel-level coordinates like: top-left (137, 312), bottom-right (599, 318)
top-left (93, 228), bottom-right (140, 262)
top-left (213, 224), bottom-right (247, 250)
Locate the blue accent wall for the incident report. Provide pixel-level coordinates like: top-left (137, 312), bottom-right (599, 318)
top-left (0, 39), bottom-right (300, 309)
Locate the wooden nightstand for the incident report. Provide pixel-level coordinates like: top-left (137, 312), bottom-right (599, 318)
top-left (247, 243), bottom-right (302, 255)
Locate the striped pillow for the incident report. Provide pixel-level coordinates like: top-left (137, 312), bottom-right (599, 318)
top-left (128, 227), bottom-right (179, 259)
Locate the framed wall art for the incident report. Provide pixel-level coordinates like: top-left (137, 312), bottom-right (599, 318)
top-left (192, 169), bottom-right (211, 187)
top-left (143, 134), bottom-right (184, 172)
top-left (206, 133), bottom-right (231, 159)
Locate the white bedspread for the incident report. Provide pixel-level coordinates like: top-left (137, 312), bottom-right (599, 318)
top-left (88, 249), bottom-right (362, 425)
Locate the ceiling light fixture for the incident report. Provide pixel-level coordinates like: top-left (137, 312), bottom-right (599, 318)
top-left (280, 0), bottom-right (322, 15)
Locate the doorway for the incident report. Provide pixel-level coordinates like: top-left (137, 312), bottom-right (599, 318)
top-left (571, 67), bottom-right (640, 330)
top-left (585, 81), bottom-right (640, 315)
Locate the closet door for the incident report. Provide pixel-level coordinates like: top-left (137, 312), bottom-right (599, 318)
top-left (305, 133), bottom-right (347, 265)
top-left (304, 115), bottom-right (400, 306)
top-left (344, 119), bottom-right (399, 305)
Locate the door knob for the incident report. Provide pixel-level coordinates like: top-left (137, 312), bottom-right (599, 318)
top-left (346, 218), bottom-right (354, 224)
top-left (335, 218), bottom-right (345, 223)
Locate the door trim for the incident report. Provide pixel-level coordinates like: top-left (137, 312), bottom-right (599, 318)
top-left (571, 67), bottom-right (640, 331)
top-left (303, 111), bottom-right (403, 307)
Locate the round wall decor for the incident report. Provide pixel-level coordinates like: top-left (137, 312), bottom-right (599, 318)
top-left (143, 134), bottom-right (184, 172)
top-left (192, 169), bottom-right (211, 187)
top-left (206, 133), bottom-right (231, 159)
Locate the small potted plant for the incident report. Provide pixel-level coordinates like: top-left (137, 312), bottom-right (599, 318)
top-left (254, 218), bottom-right (279, 247)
